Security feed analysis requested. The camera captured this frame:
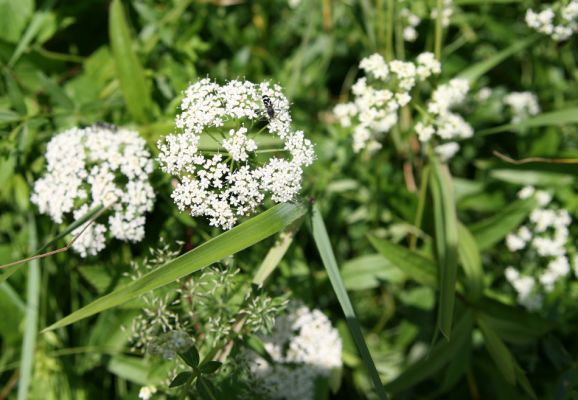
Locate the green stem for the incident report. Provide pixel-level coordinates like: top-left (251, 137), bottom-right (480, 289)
top-left (410, 165), bottom-right (430, 250)
top-left (434, 0), bottom-right (444, 61)
top-left (385, 0), bottom-right (395, 60)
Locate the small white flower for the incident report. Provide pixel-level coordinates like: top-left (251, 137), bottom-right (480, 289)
top-left (434, 142), bottom-right (460, 161)
top-left (526, 2), bottom-right (578, 41)
top-left (138, 386), bottom-right (157, 400)
top-left (504, 92), bottom-right (540, 124)
top-left (31, 125), bottom-right (155, 257)
top-left (159, 79), bottom-right (314, 229)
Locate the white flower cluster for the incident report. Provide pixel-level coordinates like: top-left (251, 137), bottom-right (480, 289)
top-left (138, 386), bottom-right (157, 400)
top-left (415, 78), bottom-right (473, 161)
top-left (31, 125), bottom-right (155, 257)
top-left (158, 79), bottom-right (314, 229)
top-left (246, 304), bottom-right (342, 400)
top-left (504, 91), bottom-right (540, 124)
top-left (431, 0), bottom-right (454, 27)
top-left (333, 52), bottom-right (441, 152)
top-left (526, 1), bottom-right (578, 41)
top-left (400, 8), bottom-right (421, 42)
top-left (504, 186), bottom-right (576, 311)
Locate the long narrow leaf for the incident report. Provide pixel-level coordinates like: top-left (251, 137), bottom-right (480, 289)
top-left (311, 205), bottom-right (388, 400)
top-left (368, 236), bottom-right (437, 288)
top-left (109, 0), bottom-right (152, 122)
top-left (430, 160), bottom-right (459, 339)
top-left (457, 223), bottom-right (483, 302)
top-left (458, 36), bottom-right (536, 82)
top-left (476, 314), bottom-right (516, 385)
top-left (482, 107), bottom-right (578, 135)
top-left (385, 312), bottom-right (473, 393)
top-left (43, 203), bottom-right (307, 332)
top-left (470, 198), bottom-right (537, 250)
top-left (17, 214), bottom-right (40, 400)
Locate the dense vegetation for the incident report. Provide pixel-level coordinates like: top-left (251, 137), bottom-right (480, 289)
top-left (2, 0), bottom-right (578, 399)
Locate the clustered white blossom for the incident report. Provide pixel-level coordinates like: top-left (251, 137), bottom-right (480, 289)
top-left (526, 1), bottom-right (578, 41)
top-left (245, 304), bottom-right (342, 400)
top-left (504, 186), bottom-right (576, 311)
top-left (399, 7), bottom-right (421, 42)
top-left (333, 52), bottom-right (441, 152)
top-left (415, 78), bottom-right (473, 160)
top-left (31, 125), bottom-right (155, 257)
top-left (504, 91), bottom-right (540, 124)
top-left (431, 0), bottom-right (454, 27)
top-left (138, 386), bottom-right (157, 400)
top-left (158, 79), bottom-right (314, 229)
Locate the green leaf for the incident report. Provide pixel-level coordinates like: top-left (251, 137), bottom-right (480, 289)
top-left (245, 335), bottom-right (274, 364)
top-left (385, 312), bottom-right (473, 393)
top-left (430, 160), bottom-right (459, 339)
top-left (169, 371), bottom-right (193, 388)
top-left (17, 214), bottom-right (40, 400)
top-left (109, 0), bottom-right (152, 122)
top-left (457, 223), bottom-right (483, 302)
top-left (368, 237), bottom-right (437, 288)
top-left (199, 361), bottom-right (222, 374)
top-left (310, 205), bottom-right (388, 400)
top-left (470, 198), bottom-right (537, 251)
top-left (43, 202), bottom-right (307, 331)
top-left (482, 107), bottom-right (578, 135)
top-left (179, 346), bottom-right (199, 369)
top-left (0, 110), bottom-right (21, 125)
top-left (476, 314), bottom-right (516, 385)
top-left (490, 169), bottom-right (573, 187)
top-left (341, 254), bottom-right (405, 290)
top-left (458, 35), bottom-right (536, 82)
top-left (0, 0), bottom-right (33, 43)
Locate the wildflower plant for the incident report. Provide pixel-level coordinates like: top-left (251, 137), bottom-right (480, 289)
top-left (158, 79), bottom-right (314, 229)
top-left (31, 124), bottom-right (155, 257)
top-left (503, 187), bottom-right (577, 311)
top-left (526, 0), bottom-right (578, 41)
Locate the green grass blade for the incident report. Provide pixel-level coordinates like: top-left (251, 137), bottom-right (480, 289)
top-left (430, 160), bottom-right (459, 339)
top-left (476, 314), bottom-right (516, 385)
top-left (310, 205), bottom-right (388, 400)
top-left (470, 198), bottom-right (537, 250)
top-left (481, 107), bottom-right (578, 135)
top-left (109, 0), bottom-right (152, 122)
top-left (368, 236), bottom-right (437, 288)
top-left (385, 312), bottom-right (473, 394)
top-left (17, 214), bottom-right (40, 400)
top-left (458, 36), bottom-right (536, 83)
top-left (43, 202), bottom-right (307, 332)
top-left (252, 219), bottom-right (303, 286)
top-left (457, 223), bottom-right (483, 302)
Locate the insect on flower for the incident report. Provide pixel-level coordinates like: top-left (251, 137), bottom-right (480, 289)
top-left (262, 95), bottom-right (275, 119)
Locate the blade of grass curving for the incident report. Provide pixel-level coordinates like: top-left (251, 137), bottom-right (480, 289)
top-left (368, 236), bottom-right (437, 288)
top-left (385, 311), bottom-right (473, 394)
top-left (109, 0), bottom-right (152, 122)
top-left (43, 202), bottom-right (307, 332)
top-left (430, 159), bottom-right (459, 339)
top-left (17, 214), bottom-right (40, 400)
top-left (252, 219), bottom-right (303, 286)
top-left (310, 205), bottom-right (388, 400)
top-left (457, 223), bottom-right (483, 302)
top-left (470, 197), bottom-right (537, 250)
top-left (481, 107), bottom-right (578, 136)
top-left (458, 35), bottom-right (536, 83)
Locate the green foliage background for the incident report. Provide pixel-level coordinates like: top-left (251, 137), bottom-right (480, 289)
top-left (2, 0), bottom-right (578, 399)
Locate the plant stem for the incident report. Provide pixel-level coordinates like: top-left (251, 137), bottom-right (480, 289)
top-left (434, 0), bottom-right (444, 60)
top-left (410, 165), bottom-right (430, 250)
top-left (385, 0), bottom-right (395, 60)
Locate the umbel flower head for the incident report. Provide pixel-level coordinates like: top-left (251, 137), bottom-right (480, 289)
top-left (158, 78), bottom-right (314, 229)
top-left (244, 303), bottom-right (342, 400)
top-left (31, 125), bottom-right (155, 257)
top-left (333, 52), bottom-right (441, 153)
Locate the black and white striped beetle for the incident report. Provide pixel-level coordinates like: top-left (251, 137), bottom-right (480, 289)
top-left (262, 95), bottom-right (275, 120)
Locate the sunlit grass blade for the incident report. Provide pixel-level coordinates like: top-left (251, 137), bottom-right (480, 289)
top-left (252, 219), bottom-right (303, 286)
top-left (481, 107), bottom-right (578, 135)
top-left (43, 202), bottom-right (307, 332)
top-left (385, 312), bottom-right (473, 394)
top-left (17, 214), bottom-right (40, 400)
top-left (109, 0), bottom-right (152, 122)
top-left (457, 223), bottom-right (483, 302)
top-left (470, 198), bottom-right (537, 250)
top-left (368, 236), bottom-right (437, 288)
top-left (458, 35), bottom-right (536, 83)
top-left (310, 204), bottom-right (388, 400)
top-left (430, 159), bottom-right (459, 339)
